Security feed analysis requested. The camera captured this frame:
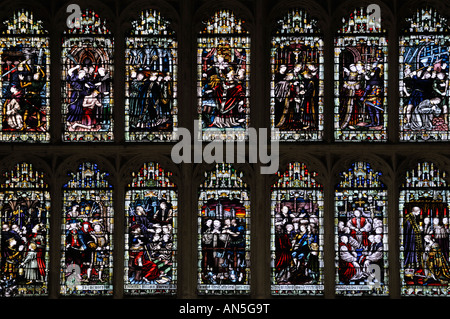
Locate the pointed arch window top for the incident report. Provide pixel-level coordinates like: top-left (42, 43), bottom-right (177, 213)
top-left (201, 163), bottom-right (247, 191)
top-left (2, 9), bottom-right (46, 35)
top-left (1, 162), bottom-right (47, 189)
top-left (405, 6), bottom-right (449, 33)
top-left (200, 10), bottom-right (248, 35)
top-left (128, 162), bottom-right (176, 188)
top-left (403, 162), bottom-right (447, 188)
top-left (64, 8), bottom-right (110, 35)
top-left (337, 6), bottom-right (384, 34)
top-left (64, 162), bottom-right (112, 189)
top-left (272, 162), bottom-right (322, 189)
top-left (130, 9), bottom-right (174, 36)
top-left (273, 8), bottom-right (320, 35)
top-left (337, 161), bottom-right (385, 188)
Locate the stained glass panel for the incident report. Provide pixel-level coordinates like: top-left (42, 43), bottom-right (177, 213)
top-left (62, 9), bottom-right (114, 142)
top-left (271, 9), bottom-right (324, 141)
top-left (60, 162), bottom-right (114, 296)
top-left (125, 10), bottom-right (178, 142)
top-left (197, 163), bottom-right (250, 295)
top-left (271, 162), bottom-right (324, 295)
top-left (399, 7), bottom-right (450, 141)
top-left (335, 161), bottom-right (389, 296)
top-left (0, 163), bottom-right (50, 297)
top-left (400, 162), bottom-right (450, 296)
top-left (0, 10), bottom-right (50, 142)
top-left (124, 162), bottom-right (177, 295)
top-left (334, 7), bottom-right (388, 141)
top-left (197, 10), bottom-right (250, 141)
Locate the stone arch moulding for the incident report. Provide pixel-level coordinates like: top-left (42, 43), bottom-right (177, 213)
top-left (53, 0), bottom-right (117, 31)
top-left (330, 153), bottom-right (394, 187)
top-left (118, 0), bottom-right (181, 33)
top-left (270, 154), bottom-right (328, 187)
top-left (267, 0), bottom-right (329, 33)
top-left (397, 153), bottom-right (450, 186)
top-left (332, 0), bottom-right (395, 33)
top-left (192, 0), bottom-right (255, 35)
top-left (54, 153), bottom-right (117, 188)
top-left (119, 153), bottom-right (182, 187)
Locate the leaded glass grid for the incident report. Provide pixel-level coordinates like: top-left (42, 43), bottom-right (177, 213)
top-left (197, 10), bottom-right (250, 141)
top-left (125, 9), bottom-right (178, 142)
top-left (0, 10), bottom-right (50, 142)
top-left (334, 6), bottom-right (388, 142)
top-left (399, 6), bottom-right (450, 141)
top-left (270, 162), bottom-right (324, 296)
top-left (60, 162), bottom-right (114, 296)
top-left (270, 9), bottom-right (324, 142)
top-left (197, 163), bottom-right (251, 295)
top-left (400, 162), bottom-right (450, 296)
top-left (0, 162), bottom-right (50, 297)
top-left (124, 162), bottom-right (178, 295)
top-left (334, 161), bottom-right (389, 296)
top-left (61, 8), bottom-right (114, 142)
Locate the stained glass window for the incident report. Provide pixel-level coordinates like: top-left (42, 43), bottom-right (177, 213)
top-left (125, 10), bottom-right (178, 142)
top-left (335, 161), bottom-right (389, 296)
top-left (124, 162), bottom-right (177, 295)
top-left (62, 8), bottom-right (114, 142)
top-left (400, 162), bottom-right (450, 296)
top-left (271, 162), bottom-right (324, 295)
top-left (0, 163), bottom-right (50, 297)
top-left (197, 10), bottom-right (250, 141)
top-left (60, 162), bottom-right (114, 296)
top-left (271, 9), bottom-right (324, 141)
top-left (334, 6), bottom-right (388, 141)
top-left (0, 10), bottom-right (50, 142)
top-left (197, 163), bottom-right (250, 295)
top-left (399, 7), bottom-right (450, 141)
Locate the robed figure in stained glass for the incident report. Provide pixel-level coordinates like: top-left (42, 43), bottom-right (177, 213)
top-left (127, 49), bottom-right (172, 127)
top-left (399, 7), bottom-right (450, 141)
top-left (402, 204), bottom-right (450, 285)
top-left (271, 9), bottom-right (324, 141)
top-left (124, 162), bottom-right (177, 295)
top-left (334, 161), bottom-right (389, 296)
top-left (198, 10), bottom-right (250, 141)
top-left (0, 10), bottom-right (50, 142)
top-left (201, 48), bottom-right (247, 128)
top-left (65, 54), bottom-right (111, 131)
top-left (400, 162), bottom-right (450, 295)
top-left (403, 206), bottom-right (424, 271)
top-left (125, 9), bottom-right (177, 142)
top-left (334, 6), bottom-right (388, 141)
top-left (0, 163), bottom-right (50, 297)
top-left (62, 9), bottom-right (114, 142)
top-left (271, 162), bottom-right (324, 296)
top-left (198, 164), bottom-right (251, 295)
top-left (338, 54), bottom-right (385, 131)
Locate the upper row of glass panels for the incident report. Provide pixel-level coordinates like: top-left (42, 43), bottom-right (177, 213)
top-left (0, 6), bottom-right (448, 142)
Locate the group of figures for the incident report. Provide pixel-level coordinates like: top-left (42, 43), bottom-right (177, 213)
top-left (273, 62), bottom-right (320, 132)
top-left (64, 199), bottom-right (111, 287)
top-left (338, 57), bottom-right (385, 131)
top-left (273, 199), bottom-right (321, 285)
top-left (127, 197), bottom-right (174, 286)
top-left (1, 45), bottom-right (47, 133)
top-left (200, 46), bottom-right (248, 130)
top-left (0, 195), bottom-right (48, 297)
top-left (127, 45), bottom-right (174, 132)
top-left (64, 47), bottom-right (112, 133)
top-left (200, 199), bottom-right (248, 286)
top-left (401, 57), bottom-right (449, 133)
top-left (336, 207), bottom-right (385, 286)
top-left (403, 204), bottom-right (450, 286)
